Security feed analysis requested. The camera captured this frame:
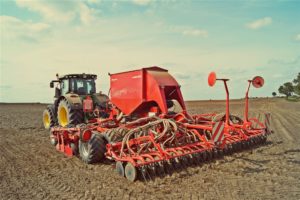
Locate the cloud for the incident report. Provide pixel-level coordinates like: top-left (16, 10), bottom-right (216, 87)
top-left (85, 0), bottom-right (101, 4)
top-left (0, 85), bottom-right (13, 89)
top-left (166, 24), bottom-right (208, 37)
top-left (246, 17), bottom-right (272, 29)
top-left (15, 0), bottom-right (96, 25)
top-left (173, 72), bottom-right (191, 80)
top-left (295, 34), bottom-right (300, 41)
top-left (0, 15), bottom-right (51, 41)
top-left (131, 0), bottom-right (153, 6)
top-left (268, 56), bottom-right (300, 66)
top-left (182, 29), bottom-right (208, 37)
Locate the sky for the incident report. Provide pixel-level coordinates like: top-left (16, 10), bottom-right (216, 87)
top-left (0, 0), bottom-right (299, 103)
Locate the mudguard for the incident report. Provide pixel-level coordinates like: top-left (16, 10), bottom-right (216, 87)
top-left (56, 94), bottom-right (83, 110)
top-left (93, 93), bottom-right (109, 108)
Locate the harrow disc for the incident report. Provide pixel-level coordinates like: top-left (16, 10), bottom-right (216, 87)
top-left (155, 162), bottom-right (165, 177)
top-left (207, 150), bottom-right (213, 161)
top-left (241, 141), bottom-right (248, 149)
top-left (186, 154), bottom-right (194, 165)
top-left (227, 144), bottom-right (233, 154)
top-left (218, 149), bottom-right (224, 157)
top-left (200, 151), bottom-right (207, 162)
top-left (173, 158), bottom-right (182, 170)
top-left (261, 135), bottom-right (267, 143)
top-left (164, 161), bottom-right (174, 175)
top-left (125, 162), bottom-right (137, 182)
top-left (116, 161), bottom-right (125, 177)
top-left (213, 149), bottom-right (219, 159)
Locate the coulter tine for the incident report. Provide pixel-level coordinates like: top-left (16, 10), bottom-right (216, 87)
top-left (154, 163), bottom-right (162, 178)
top-left (227, 144), bottom-right (233, 154)
top-left (218, 149), bottom-right (224, 157)
top-left (207, 150), bottom-right (213, 161)
top-left (158, 162), bottom-right (166, 177)
top-left (236, 142), bottom-right (242, 151)
top-left (195, 153), bottom-right (202, 165)
top-left (201, 151), bottom-right (207, 162)
top-left (145, 166), bottom-right (153, 181)
top-left (180, 157), bottom-right (187, 168)
top-left (187, 154), bottom-right (194, 166)
top-left (165, 160), bottom-right (173, 175)
top-left (212, 149), bottom-right (219, 159)
top-left (174, 158), bottom-right (182, 170)
top-left (140, 166), bottom-right (149, 182)
top-left (149, 164), bottom-right (156, 179)
top-left (241, 141), bottom-right (247, 149)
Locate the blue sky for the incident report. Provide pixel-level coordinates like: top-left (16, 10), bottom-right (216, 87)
top-left (0, 0), bottom-right (299, 103)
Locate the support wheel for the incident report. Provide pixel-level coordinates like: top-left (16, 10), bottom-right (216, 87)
top-left (116, 161), bottom-right (125, 177)
top-left (50, 136), bottom-right (57, 146)
top-left (125, 162), bottom-right (137, 182)
top-left (79, 132), bottom-right (106, 164)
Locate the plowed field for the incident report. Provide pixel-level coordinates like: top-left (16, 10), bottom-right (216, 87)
top-left (1, 98), bottom-right (299, 199)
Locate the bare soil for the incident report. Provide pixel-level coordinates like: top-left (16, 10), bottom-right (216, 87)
top-left (0, 98), bottom-right (299, 200)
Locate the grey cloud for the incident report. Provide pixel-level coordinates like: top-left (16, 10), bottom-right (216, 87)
top-left (0, 85), bottom-right (13, 89)
top-left (268, 56), bottom-right (300, 65)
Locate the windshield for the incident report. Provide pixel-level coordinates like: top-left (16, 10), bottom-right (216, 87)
top-left (70, 78), bottom-right (96, 95)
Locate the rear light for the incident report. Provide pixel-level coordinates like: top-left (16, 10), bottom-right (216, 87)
top-left (81, 129), bottom-right (92, 142)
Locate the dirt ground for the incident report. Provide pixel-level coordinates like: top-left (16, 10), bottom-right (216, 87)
top-left (0, 98), bottom-right (299, 200)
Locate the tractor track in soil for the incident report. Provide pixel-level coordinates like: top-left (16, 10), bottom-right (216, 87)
top-left (0, 98), bottom-right (300, 200)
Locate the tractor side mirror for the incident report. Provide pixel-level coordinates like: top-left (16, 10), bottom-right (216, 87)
top-left (50, 81), bottom-right (54, 88)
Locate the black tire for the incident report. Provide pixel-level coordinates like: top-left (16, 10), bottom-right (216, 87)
top-left (57, 98), bottom-right (83, 127)
top-left (103, 127), bottom-right (128, 143)
top-left (43, 105), bottom-right (57, 129)
top-left (79, 132), bottom-right (106, 164)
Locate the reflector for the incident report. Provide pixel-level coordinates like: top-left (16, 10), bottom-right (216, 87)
top-left (81, 130), bottom-right (92, 142)
top-left (208, 72), bottom-right (217, 87)
top-left (252, 76), bottom-right (264, 88)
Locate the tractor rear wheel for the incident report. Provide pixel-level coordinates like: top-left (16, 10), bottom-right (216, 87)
top-left (43, 105), bottom-right (57, 130)
top-left (57, 98), bottom-right (83, 127)
top-left (79, 132), bottom-right (106, 164)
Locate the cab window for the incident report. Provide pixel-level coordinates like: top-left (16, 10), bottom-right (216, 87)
top-left (61, 79), bottom-right (69, 95)
top-left (70, 78), bottom-right (95, 95)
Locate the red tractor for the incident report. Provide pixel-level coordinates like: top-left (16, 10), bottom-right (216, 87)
top-left (45, 67), bottom-right (272, 181)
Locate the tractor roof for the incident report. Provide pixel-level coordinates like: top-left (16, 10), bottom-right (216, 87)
top-left (57, 73), bottom-right (97, 80)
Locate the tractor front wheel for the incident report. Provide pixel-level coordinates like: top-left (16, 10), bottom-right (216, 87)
top-left (57, 98), bottom-right (83, 127)
top-left (43, 105), bottom-right (57, 130)
top-left (79, 132), bottom-right (106, 164)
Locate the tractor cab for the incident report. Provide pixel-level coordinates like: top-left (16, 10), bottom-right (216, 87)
top-left (50, 74), bottom-right (97, 97)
